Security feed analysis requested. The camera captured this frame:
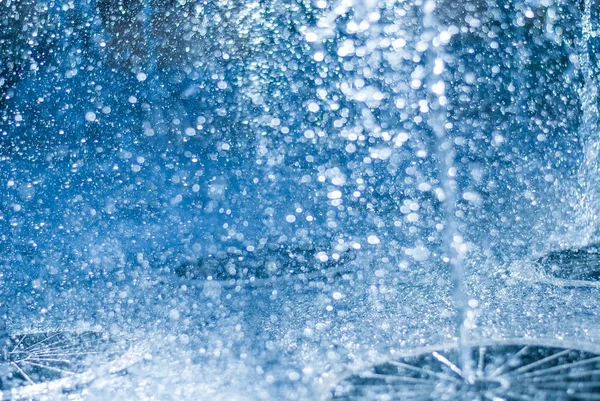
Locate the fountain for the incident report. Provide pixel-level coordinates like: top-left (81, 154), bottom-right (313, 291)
top-left (325, 0), bottom-right (600, 399)
top-left (2, 0), bottom-right (600, 400)
top-left (514, 0), bottom-right (600, 288)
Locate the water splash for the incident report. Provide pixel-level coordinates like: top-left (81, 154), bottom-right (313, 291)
top-left (576, 0), bottom-right (600, 244)
top-left (421, 0), bottom-right (473, 383)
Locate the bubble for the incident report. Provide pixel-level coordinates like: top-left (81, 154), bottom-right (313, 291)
top-left (168, 309), bottom-right (180, 321)
top-left (85, 111), bottom-right (96, 122)
top-left (305, 32), bottom-right (318, 42)
top-left (367, 235), bottom-right (380, 245)
top-left (316, 252), bottom-right (329, 262)
top-left (327, 190), bottom-right (342, 200)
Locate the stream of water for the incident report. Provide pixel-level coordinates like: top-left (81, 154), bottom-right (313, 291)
top-left (422, 0), bottom-right (474, 384)
top-left (577, 0), bottom-right (600, 245)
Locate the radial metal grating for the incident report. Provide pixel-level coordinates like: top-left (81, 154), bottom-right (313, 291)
top-left (0, 330), bottom-right (140, 400)
top-left (330, 340), bottom-right (600, 400)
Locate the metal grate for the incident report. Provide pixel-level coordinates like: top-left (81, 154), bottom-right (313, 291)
top-left (330, 340), bottom-right (600, 400)
top-left (0, 330), bottom-right (139, 400)
top-left (537, 243), bottom-right (600, 283)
